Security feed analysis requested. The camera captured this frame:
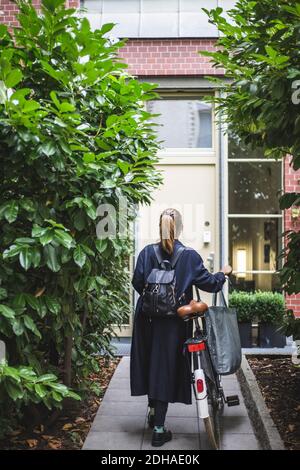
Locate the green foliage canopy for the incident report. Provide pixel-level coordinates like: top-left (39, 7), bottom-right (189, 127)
top-left (200, 0), bottom-right (300, 296)
top-left (0, 0), bottom-right (161, 423)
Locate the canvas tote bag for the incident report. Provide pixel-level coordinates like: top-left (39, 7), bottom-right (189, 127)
top-left (204, 288), bottom-right (242, 375)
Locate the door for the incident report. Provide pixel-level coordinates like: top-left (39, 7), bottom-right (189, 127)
top-left (118, 93), bottom-right (220, 337)
top-left (137, 160), bottom-right (219, 308)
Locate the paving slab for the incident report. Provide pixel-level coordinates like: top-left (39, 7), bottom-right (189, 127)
top-left (98, 400), bottom-right (148, 417)
top-left (167, 403), bottom-right (198, 418)
top-left (91, 415), bottom-right (146, 433)
top-left (83, 431), bottom-right (143, 451)
top-left (221, 432), bottom-right (259, 450)
top-left (102, 388), bottom-right (147, 403)
top-left (83, 356), bottom-right (261, 450)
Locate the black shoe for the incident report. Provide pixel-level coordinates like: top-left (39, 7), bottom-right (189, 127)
top-left (151, 428), bottom-right (172, 447)
top-left (148, 411), bottom-right (154, 429)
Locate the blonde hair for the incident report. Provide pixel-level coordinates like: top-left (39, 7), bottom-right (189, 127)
top-left (159, 208), bottom-right (183, 255)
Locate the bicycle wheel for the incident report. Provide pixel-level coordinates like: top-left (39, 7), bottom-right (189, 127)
top-left (204, 378), bottom-right (222, 450)
top-left (192, 351), bottom-right (221, 450)
top-left (203, 416), bottom-right (218, 450)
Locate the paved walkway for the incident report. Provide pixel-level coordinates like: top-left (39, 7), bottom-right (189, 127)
top-left (107, 336), bottom-right (292, 357)
top-left (83, 356), bottom-right (261, 450)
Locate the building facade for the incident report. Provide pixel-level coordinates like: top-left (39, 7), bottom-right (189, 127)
top-left (1, 0), bottom-right (299, 331)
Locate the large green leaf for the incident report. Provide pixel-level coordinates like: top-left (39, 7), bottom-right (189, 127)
top-left (23, 315), bottom-right (41, 338)
top-left (102, 179), bottom-right (116, 189)
top-left (32, 225), bottom-right (47, 238)
top-left (40, 141), bottom-right (56, 156)
top-left (31, 247), bottom-right (41, 267)
top-left (43, 245), bottom-right (61, 272)
top-left (36, 373), bottom-right (58, 383)
top-left (54, 229), bottom-right (74, 249)
top-left (19, 247), bottom-right (33, 271)
top-left (95, 239), bottom-right (108, 254)
top-left (45, 296), bottom-right (61, 315)
top-left (4, 201), bottom-right (18, 223)
top-left (5, 69), bottom-right (23, 88)
top-left (51, 390), bottom-right (64, 402)
top-left (12, 319), bottom-right (25, 336)
top-left (34, 383), bottom-right (47, 398)
top-left (48, 382), bottom-right (68, 393)
top-left (23, 100), bottom-right (40, 113)
top-left (2, 244), bottom-right (21, 259)
top-left (40, 230), bottom-right (54, 246)
top-left (73, 245), bottom-right (86, 268)
top-left (5, 381), bottom-right (24, 401)
top-left (25, 294), bottom-right (40, 311)
top-left (18, 368), bottom-right (37, 381)
top-left (3, 366), bottom-right (21, 381)
top-left (0, 304), bottom-right (15, 319)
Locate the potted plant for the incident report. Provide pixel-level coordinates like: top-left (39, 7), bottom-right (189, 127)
top-left (229, 291), bottom-right (253, 348)
top-left (254, 291), bottom-right (286, 348)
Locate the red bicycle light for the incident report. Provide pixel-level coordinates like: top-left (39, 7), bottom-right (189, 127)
top-left (187, 342), bottom-right (206, 353)
top-left (196, 379), bottom-right (204, 393)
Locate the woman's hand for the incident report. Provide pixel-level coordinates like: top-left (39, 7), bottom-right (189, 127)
top-left (221, 265), bottom-right (233, 276)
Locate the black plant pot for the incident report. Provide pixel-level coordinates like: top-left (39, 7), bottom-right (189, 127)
top-left (238, 322), bottom-right (252, 348)
top-left (259, 323), bottom-right (286, 348)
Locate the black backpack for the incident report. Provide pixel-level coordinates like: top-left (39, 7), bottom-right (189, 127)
top-left (140, 243), bottom-right (186, 319)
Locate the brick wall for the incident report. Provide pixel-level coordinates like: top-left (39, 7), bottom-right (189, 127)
top-left (118, 38), bottom-right (223, 76)
top-left (284, 156), bottom-right (300, 318)
top-left (0, 0), bottom-right (79, 28)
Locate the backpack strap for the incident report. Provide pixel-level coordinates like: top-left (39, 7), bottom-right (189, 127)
top-left (153, 243), bottom-right (164, 266)
top-left (170, 245), bottom-right (185, 269)
top-left (153, 243), bottom-right (185, 269)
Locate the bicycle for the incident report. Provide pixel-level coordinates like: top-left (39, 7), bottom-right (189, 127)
top-left (177, 281), bottom-right (240, 450)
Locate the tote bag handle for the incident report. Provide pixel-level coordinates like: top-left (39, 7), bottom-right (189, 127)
top-left (195, 286), bottom-right (228, 308)
top-left (213, 289), bottom-right (228, 308)
top-left (195, 286), bottom-right (202, 302)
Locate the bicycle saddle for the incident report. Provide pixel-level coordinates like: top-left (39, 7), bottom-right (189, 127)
top-left (177, 299), bottom-right (208, 319)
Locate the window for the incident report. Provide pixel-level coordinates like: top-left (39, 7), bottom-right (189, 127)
top-left (146, 98), bottom-right (212, 149)
top-left (227, 132), bottom-right (283, 293)
top-left (228, 162), bottom-right (282, 214)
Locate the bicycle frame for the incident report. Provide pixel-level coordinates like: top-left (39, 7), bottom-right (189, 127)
top-left (183, 314), bottom-right (224, 419)
top-left (181, 281), bottom-right (240, 449)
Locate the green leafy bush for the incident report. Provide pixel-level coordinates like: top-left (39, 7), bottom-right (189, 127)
top-left (229, 291), bottom-right (254, 322)
top-left (0, 0), bottom-right (161, 426)
top-left (229, 290), bottom-right (285, 325)
top-left (253, 291), bottom-right (285, 325)
top-left (200, 0), bottom-right (300, 296)
top-left (0, 361), bottom-right (80, 409)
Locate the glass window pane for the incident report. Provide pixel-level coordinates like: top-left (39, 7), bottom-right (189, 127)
top-left (228, 130), bottom-right (265, 159)
top-left (146, 99), bottom-right (212, 148)
top-left (229, 162), bottom-right (282, 214)
top-left (229, 272), bottom-right (282, 293)
top-left (228, 218), bottom-right (283, 272)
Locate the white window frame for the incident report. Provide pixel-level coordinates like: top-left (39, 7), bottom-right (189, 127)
top-left (148, 91), bottom-right (216, 163)
top-left (224, 133), bottom-right (285, 285)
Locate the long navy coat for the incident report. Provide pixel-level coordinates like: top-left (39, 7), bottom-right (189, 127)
top-left (130, 239), bottom-right (226, 405)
